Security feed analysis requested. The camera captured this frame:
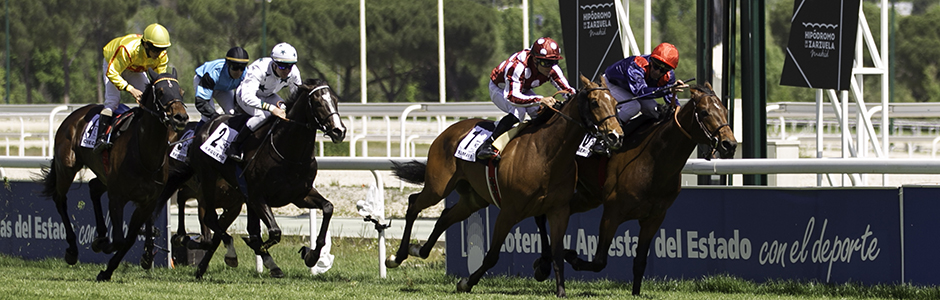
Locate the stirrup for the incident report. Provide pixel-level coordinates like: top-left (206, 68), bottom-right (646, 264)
top-left (93, 138), bottom-right (112, 154)
top-left (227, 152), bottom-right (244, 163)
top-left (477, 147), bottom-right (500, 161)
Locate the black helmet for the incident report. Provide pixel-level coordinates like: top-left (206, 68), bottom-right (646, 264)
top-left (225, 47), bottom-right (249, 64)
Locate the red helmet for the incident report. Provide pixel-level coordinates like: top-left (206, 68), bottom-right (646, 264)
top-left (530, 37), bottom-right (563, 60)
top-left (650, 42), bottom-right (679, 69)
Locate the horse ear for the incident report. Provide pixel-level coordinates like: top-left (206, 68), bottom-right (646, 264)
top-left (579, 73), bottom-right (592, 88)
top-left (704, 81), bottom-right (712, 90)
top-left (147, 68), bottom-right (158, 81)
top-left (171, 67), bottom-right (177, 78)
top-left (600, 75), bottom-right (610, 88)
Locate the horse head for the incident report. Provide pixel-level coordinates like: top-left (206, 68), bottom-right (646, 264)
top-left (145, 68), bottom-right (189, 131)
top-left (286, 78), bottom-right (347, 143)
top-left (578, 74), bottom-right (623, 150)
top-left (680, 82), bottom-right (737, 158)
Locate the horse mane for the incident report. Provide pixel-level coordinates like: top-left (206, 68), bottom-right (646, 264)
top-left (286, 78), bottom-right (328, 110)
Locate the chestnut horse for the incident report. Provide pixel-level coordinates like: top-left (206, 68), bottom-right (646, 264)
top-left (40, 69), bottom-right (188, 280)
top-left (186, 78), bottom-right (346, 278)
top-left (388, 75), bottom-right (623, 297)
top-left (531, 82), bottom-right (737, 295)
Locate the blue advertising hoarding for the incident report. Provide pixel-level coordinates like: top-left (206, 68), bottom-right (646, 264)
top-left (446, 187), bottom-right (919, 285)
top-left (0, 181), bottom-right (168, 266)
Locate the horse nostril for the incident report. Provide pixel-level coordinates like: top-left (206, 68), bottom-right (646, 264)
top-left (722, 140), bottom-right (737, 154)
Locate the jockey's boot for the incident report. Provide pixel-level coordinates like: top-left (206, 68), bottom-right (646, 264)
top-left (477, 114), bottom-right (518, 161)
top-left (93, 110), bottom-right (114, 154)
top-left (226, 125), bottom-right (253, 163)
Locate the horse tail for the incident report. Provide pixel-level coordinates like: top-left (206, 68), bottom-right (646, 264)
top-left (391, 160), bottom-right (426, 184)
top-left (38, 160), bottom-right (57, 198)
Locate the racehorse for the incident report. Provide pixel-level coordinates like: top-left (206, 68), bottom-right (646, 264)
top-left (388, 75), bottom-right (623, 297)
top-left (186, 78), bottom-right (345, 278)
top-left (162, 124), bottom-right (245, 268)
top-left (39, 69), bottom-right (188, 280)
top-left (531, 82), bottom-right (737, 295)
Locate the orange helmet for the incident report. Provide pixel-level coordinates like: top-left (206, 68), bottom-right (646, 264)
top-left (650, 42), bottom-right (679, 69)
top-left (530, 37), bottom-right (563, 60)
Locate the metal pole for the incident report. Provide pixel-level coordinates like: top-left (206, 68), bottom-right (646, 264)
top-left (438, 0), bottom-right (445, 103)
top-left (261, 0), bottom-right (268, 57)
top-left (5, 0), bottom-right (10, 104)
top-left (360, 0), bottom-right (367, 104)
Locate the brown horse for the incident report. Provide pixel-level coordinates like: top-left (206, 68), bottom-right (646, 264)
top-left (40, 69), bottom-right (188, 280)
top-left (387, 75), bottom-right (623, 297)
top-left (532, 82), bottom-right (737, 295)
top-left (186, 78), bottom-right (346, 278)
top-left (160, 122), bottom-right (246, 268)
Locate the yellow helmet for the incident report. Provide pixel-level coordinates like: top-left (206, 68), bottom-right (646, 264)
top-left (142, 23), bottom-right (171, 48)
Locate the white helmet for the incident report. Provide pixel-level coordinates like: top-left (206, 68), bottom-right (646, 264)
top-left (271, 43), bottom-right (297, 63)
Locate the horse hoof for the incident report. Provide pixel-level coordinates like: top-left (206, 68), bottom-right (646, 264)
top-left (270, 268), bottom-right (285, 278)
top-left (91, 237), bottom-right (109, 253)
top-left (65, 249), bottom-right (79, 265)
top-left (194, 269), bottom-right (206, 279)
top-left (171, 234), bottom-right (189, 248)
top-left (385, 256), bottom-right (400, 268)
top-left (96, 271), bottom-right (112, 282)
top-left (532, 258), bottom-right (550, 282)
top-left (141, 253), bottom-right (154, 270)
top-left (408, 244), bottom-right (423, 258)
top-left (303, 249), bottom-right (322, 268)
top-left (224, 256), bottom-right (238, 268)
top-left (456, 278), bottom-right (471, 293)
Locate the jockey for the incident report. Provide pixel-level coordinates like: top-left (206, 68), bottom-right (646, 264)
top-left (96, 23), bottom-right (171, 153)
top-left (193, 46), bottom-right (250, 123)
top-left (477, 37), bottom-right (576, 161)
top-left (603, 42), bottom-right (688, 126)
top-left (226, 42), bottom-right (302, 162)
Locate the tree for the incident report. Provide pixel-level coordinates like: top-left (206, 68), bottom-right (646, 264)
top-left (896, 5), bottom-right (940, 102)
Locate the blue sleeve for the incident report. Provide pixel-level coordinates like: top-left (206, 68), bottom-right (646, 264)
top-left (194, 61), bottom-right (220, 101)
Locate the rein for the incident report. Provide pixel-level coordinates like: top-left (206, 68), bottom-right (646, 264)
top-left (672, 93), bottom-right (731, 159)
top-left (138, 77), bottom-right (185, 127)
top-left (260, 84), bottom-right (338, 165)
top-left (543, 87), bottom-right (616, 138)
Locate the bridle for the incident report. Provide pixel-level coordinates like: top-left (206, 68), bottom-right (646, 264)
top-left (269, 84), bottom-right (342, 163)
top-left (281, 85), bottom-right (340, 133)
top-left (138, 76), bottom-right (185, 128)
top-left (674, 91), bottom-right (730, 159)
top-left (544, 87), bottom-right (618, 140)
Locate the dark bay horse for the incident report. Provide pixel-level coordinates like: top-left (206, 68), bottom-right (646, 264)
top-left (40, 69), bottom-right (188, 280)
top-left (388, 75), bottom-right (623, 297)
top-left (161, 122), bottom-right (245, 268)
top-left (533, 82), bottom-right (737, 295)
top-left (186, 78), bottom-right (345, 278)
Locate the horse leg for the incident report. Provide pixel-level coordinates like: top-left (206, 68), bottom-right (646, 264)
top-left (140, 216), bottom-right (155, 270)
top-left (89, 178), bottom-right (113, 254)
top-left (105, 196), bottom-right (127, 254)
top-left (417, 189), bottom-right (488, 260)
top-left (243, 208), bottom-right (283, 278)
top-left (532, 215), bottom-right (552, 282)
top-left (243, 195), bottom-right (281, 250)
top-left (631, 214), bottom-right (666, 296)
top-left (217, 206), bottom-right (241, 268)
top-left (96, 206), bottom-right (151, 281)
top-left (547, 206), bottom-right (571, 297)
top-left (193, 181), bottom-right (228, 279)
top-left (387, 180), bottom-right (457, 268)
top-left (51, 188), bottom-right (79, 265)
top-left (295, 187), bottom-right (333, 268)
top-left (565, 204), bottom-right (627, 272)
top-left (457, 212), bottom-right (519, 294)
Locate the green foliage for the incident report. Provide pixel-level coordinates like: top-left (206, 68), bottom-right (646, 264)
top-left (896, 5), bottom-right (940, 102)
top-left (2, 0), bottom-right (939, 106)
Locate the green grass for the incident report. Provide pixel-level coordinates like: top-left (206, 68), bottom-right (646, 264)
top-left (0, 236), bottom-right (936, 299)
